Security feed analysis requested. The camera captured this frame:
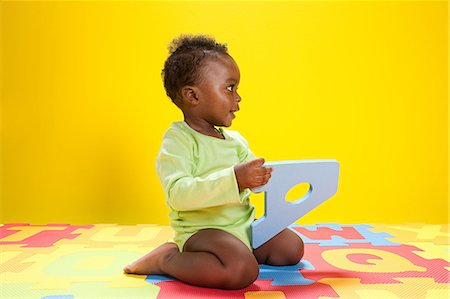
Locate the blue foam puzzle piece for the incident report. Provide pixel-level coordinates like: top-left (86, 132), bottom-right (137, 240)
top-left (258, 260), bottom-right (315, 286)
top-left (353, 224), bottom-right (400, 246)
top-left (251, 160), bottom-right (340, 248)
top-left (145, 274), bottom-right (176, 284)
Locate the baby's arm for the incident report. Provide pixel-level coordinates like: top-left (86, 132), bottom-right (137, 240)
top-left (232, 132), bottom-right (272, 192)
top-left (157, 130), bottom-right (244, 211)
top-left (234, 158), bottom-right (272, 192)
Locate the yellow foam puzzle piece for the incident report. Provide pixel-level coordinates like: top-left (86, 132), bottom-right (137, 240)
top-left (1, 244), bottom-right (155, 289)
top-left (66, 224), bottom-right (174, 248)
top-left (245, 291), bottom-right (287, 299)
top-left (321, 248), bottom-right (425, 273)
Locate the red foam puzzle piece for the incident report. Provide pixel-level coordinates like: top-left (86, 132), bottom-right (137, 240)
top-left (153, 279), bottom-right (339, 299)
top-left (0, 224), bottom-right (94, 247)
top-left (293, 226), bottom-right (366, 241)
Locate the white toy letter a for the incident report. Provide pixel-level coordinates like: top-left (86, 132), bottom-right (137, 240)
top-left (251, 160), bottom-right (340, 249)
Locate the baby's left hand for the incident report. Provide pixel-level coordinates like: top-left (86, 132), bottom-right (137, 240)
top-left (234, 158), bottom-right (273, 192)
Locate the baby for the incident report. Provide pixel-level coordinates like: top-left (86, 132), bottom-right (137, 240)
top-left (124, 34), bottom-right (304, 290)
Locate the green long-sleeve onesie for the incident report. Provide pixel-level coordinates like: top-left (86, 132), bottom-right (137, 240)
top-left (156, 121), bottom-right (256, 251)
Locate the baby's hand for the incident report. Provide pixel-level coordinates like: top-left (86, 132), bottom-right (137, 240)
top-left (234, 158), bottom-right (273, 192)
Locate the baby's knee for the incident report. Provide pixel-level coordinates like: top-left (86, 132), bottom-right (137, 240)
top-left (285, 235), bottom-right (304, 265)
top-left (222, 258), bottom-right (259, 290)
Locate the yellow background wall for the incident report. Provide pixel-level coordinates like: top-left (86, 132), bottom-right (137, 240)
top-left (1, 1), bottom-right (448, 225)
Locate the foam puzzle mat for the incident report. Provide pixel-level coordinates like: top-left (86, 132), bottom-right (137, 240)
top-left (1, 223), bottom-right (449, 298)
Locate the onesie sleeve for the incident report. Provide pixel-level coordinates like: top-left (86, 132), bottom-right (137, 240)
top-left (234, 131), bottom-right (256, 163)
top-left (156, 128), bottom-right (241, 212)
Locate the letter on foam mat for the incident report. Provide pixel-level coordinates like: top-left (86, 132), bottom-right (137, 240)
top-left (251, 160), bottom-right (340, 249)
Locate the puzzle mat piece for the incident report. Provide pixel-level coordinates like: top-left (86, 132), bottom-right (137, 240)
top-left (290, 223), bottom-right (399, 246)
top-left (1, 281), bottom-right (159, 299)
top-left (146, 274), bottom-right (176, 285)
top-left (301, 243), bottom-right (449, 284)
top-left (1, 243), bottom-right (156, 290)
top-left (369, 224), bottom-right (449, 245)
top-left (258, 260), bottom-right (315, 286)
top-left (0, 245), bottom-right (57, 273)
top-left (152, 279), bottom-right (338, 299)
top-left (318, 277), bottom-right (450, 299)
top-left (0, 224), bottom-right (93, 248)
top-left (66, 224), bottom-right (174, 248)
top-left (251, 160), bottom-right (340, 248)
top-left (244, 291), bottom-right (286, 299)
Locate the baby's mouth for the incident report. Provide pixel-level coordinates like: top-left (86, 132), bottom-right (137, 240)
top-left (230, 106), bottom-right (239, 118)
top-left (230, 107), bottom-right (239, 113)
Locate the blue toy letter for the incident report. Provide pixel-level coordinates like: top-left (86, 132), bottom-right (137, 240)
top-left (251, 160), bottom-right (340, 249)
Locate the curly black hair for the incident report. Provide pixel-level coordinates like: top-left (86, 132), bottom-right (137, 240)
top-left (161, 34), bottom-right (229, 105)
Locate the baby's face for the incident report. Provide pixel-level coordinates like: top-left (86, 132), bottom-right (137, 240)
top-left (193, 55), bottom-right (241, 127)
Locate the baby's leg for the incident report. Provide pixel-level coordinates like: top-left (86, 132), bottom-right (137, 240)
top-left (124, 229), bottom-right (259, 290)
top-left (253, 228), bottom-right (304, 265)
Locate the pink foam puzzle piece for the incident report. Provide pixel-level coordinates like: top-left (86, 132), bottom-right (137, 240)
top-left (251, 160), bottom-right (340, 248)
top-left (152, 279), bottom-right (339, 299)
top-left (0, 224), bottom-right (94, 248)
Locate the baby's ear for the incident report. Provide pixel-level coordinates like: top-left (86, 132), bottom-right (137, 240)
top-left (180, 85), bottom-right (199, 106)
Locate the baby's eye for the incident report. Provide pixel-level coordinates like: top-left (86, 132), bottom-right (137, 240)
top-left (227, 85), bottom-right (234, 92)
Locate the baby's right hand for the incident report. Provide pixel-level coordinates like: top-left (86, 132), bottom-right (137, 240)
top-left (234, 158), bottom-right (273, 192)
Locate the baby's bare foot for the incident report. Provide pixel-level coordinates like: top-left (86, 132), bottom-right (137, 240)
top-left (124, 242), bottom-right (179, 275)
